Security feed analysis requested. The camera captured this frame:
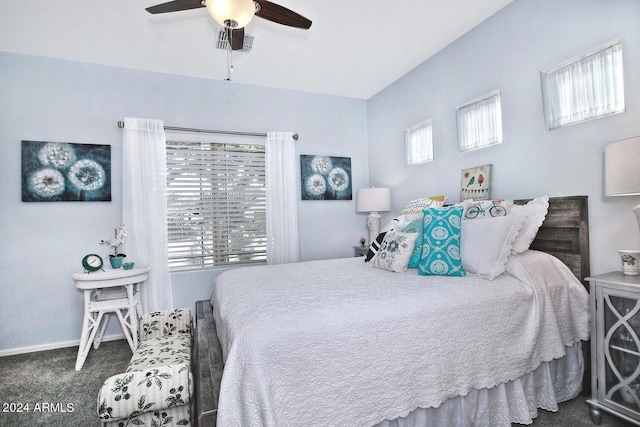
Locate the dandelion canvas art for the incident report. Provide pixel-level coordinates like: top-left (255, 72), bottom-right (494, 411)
top-left (22, 141), bottom-right (111, 202)
top-left (300, 155), bottom-right (352, 200)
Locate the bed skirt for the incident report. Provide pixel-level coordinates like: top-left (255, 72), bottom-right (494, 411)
top-left (376, 342), bottom-right (584, 427)
top-left (194, 300), bottom-right (585, 427)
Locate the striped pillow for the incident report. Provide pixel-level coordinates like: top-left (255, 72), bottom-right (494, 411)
top-left (398, 196), bottom-right (447, 215)
top-left (365, 232), bottom-right (387, 262)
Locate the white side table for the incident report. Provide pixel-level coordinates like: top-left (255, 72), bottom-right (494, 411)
top-left (72, 265), bottom-right (149, 371)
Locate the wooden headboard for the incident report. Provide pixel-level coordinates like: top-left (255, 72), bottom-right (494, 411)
top-left (515, 195), bottom-right (590, 288)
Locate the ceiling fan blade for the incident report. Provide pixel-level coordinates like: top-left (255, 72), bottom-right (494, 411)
top-left (228, 27), bottom-right (245, 50)
top-left (146, 0), bottom-right (205, 14)
top-left (254, 0), bottom-right (312, 29)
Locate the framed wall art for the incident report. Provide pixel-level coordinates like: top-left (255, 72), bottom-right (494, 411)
top-left (300, 155), bottom-right (352, 200)
top-left (460, 164), bottom-right (492, 201)
top-left (22, 140), bottom-right (111, 202)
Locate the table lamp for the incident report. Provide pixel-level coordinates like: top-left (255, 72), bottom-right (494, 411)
top-left (357, 187), bottom-right (391, 245)
top-left (605, 136), bottom-right (640, 274)
top-left (606, 136), bottom-right (640, 222)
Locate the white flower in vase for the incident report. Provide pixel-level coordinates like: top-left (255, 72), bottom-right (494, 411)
top-left (101, 225), bottom-right (127, 258)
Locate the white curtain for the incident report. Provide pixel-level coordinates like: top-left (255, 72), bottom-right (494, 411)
top-left (457, 91), bottom-right (503, 152)
top-left (266, 131), bottom-right (300, 264)
top-left (121, 117), bottom-right (173, 311)
top-left (541, 41), bottom-right (624, 130)
top-left (405, 120), bottom-right (433, 165)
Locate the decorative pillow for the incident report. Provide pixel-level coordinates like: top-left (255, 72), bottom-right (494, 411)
top-left (382, 213), bottom-right (428, 234)
top-left (365, 232), bottom-right (387, 262)
top-left (460, 212), bottom-right (526, 279)
top-left (510, 196), bottom-right (550, 253)
top-left (462, 199), bottom-right (514, 220)
top-left (380, 216), bottom-right (406, 234)
top-left (418, 206), bottom-right (466, 277)
top-left (371, 231), bottom-right (419, 273)
top-left (401, 218), bottom-right (423, 268)
top-left (398, 196), bottom-right (447, 215)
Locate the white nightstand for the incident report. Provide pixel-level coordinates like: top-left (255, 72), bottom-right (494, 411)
top-left (586, 272), bottom-right (640, 425)
top-left (353, 246), bottom-right (369, 257)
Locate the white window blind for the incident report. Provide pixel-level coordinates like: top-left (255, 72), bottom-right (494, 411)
top-left (166, 139), bottom-right (266, 271)
top-left (457, 91), bottom-right (503, 152)
top-left (541, 40), bottom-right (625, 131)
top-left (405, 120), bottom-right (433, 165)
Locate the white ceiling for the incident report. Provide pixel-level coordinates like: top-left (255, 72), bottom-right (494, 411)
top-left (0, 0), bottom-right (512, 100)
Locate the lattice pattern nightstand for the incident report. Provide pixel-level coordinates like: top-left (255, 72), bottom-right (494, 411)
top-left (587, 272), bottom-right (640, 425)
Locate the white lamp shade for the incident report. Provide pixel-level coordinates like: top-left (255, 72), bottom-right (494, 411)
top-left (206, 0), bottom-right (255, 28)
top-left (357, 187), bottom-right (391, 212)
top-left (606, 136), bottom-right (640, 196)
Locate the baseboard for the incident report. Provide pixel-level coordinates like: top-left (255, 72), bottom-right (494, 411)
top-left (0, 333), bottom-right (125, 357)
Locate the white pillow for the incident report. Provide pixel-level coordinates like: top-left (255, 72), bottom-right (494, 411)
top-left (398, 196), bottom-right (447, 215)
top-left (380, 213), bottom-right (426, 234)
top-left (510, 196), bottom-right (549, 253)
top-left (372, 231), bottom-right (419, 273)
top-left (380, 216), bottom-right (404, 234)
top-left (460, 212), bottom-right (526, 279)
top-left (461, 199), bottom-right (514, 220)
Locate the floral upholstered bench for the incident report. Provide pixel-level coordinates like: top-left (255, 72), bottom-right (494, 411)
top-left (97, 308), bottom-right (194, 426)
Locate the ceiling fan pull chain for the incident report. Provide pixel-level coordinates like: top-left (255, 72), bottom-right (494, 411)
top-left (226, 32), bottom-right (234, 81)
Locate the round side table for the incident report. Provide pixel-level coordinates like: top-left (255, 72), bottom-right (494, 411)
top-left (72, 265), bottom-right (149, 371)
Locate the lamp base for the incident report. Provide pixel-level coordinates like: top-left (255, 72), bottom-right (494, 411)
top-left (367, 212), bottom-right (381, 245)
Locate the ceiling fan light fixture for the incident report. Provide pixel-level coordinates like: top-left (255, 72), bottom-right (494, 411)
top-left (206, 0), bottom-right (255, 28)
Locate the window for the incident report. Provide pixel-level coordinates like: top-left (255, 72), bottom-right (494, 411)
top-left (165, 137), bottom-right (266, 271)
top-left (405, 120), bottom-right (433, 165)
top-left (456, 91), bottom-right (503, 152)
top-left (541, 40), bottom-right (625, 131)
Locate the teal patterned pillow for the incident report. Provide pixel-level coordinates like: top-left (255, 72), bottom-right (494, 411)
top-left (401, 218), bottom-right (423, 268)
top-left (418, 206), bottom-right (466, 276)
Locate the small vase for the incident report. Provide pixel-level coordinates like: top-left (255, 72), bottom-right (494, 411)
top-left (618, 250), bottom-right (640, 276)
top-left (110, 256), bottom-right (124, 269)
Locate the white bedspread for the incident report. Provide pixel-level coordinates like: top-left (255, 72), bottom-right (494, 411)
top-left (210, 250), bottom-right (589, 427)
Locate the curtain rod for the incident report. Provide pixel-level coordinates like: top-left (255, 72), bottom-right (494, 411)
top-left (117, 121), bottom-right (298, 140)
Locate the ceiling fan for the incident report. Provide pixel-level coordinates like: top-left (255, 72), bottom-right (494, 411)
top-left (146, 0), bottom-right (312, 51)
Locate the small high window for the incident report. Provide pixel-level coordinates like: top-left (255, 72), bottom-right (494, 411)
top-left (405, 120), bottom-right (433, 165)
top-left (540, 40), bottom-right (625, 131)
top-left (457, 91), bottom-right (503, 152)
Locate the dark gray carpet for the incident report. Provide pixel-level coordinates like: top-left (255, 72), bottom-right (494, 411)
top-left (0, 339), bottom-right (634, 426)
top-left (533, 396), bottom-right (632, 427)
top-left (0, 339), bottom-right (131, 426)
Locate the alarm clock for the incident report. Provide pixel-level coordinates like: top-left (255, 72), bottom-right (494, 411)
top-left (82, 254), bottom-right (104, 273)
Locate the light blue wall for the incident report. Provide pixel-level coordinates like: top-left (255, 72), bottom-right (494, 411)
top-left (3, 0), bottom-right (640, 355)
top-left (367, 0), bottom-right (640, 276)
top-left (0, 52), bottom-right (369, 353)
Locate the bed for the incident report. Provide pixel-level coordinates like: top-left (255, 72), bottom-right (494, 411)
top-left (193, 195), bottom-right (591, 427)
